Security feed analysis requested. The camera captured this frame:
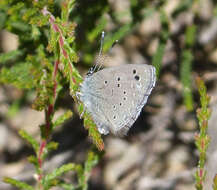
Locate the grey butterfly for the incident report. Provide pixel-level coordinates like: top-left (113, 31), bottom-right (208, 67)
top-left (79, 63), bottom-right (156, 136)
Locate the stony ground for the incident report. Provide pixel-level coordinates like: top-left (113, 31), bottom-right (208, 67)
top-left (1, 0), bottom-right (217, 189)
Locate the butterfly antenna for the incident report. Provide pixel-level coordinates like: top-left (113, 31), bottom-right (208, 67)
top-left (92, 31), bottom-right (105, 72)
top-left (99, 31), bottom-right (105, 58)
top-left (111, 40), bottom-right (119, 50)
top-left (97, 37), bottom-right (119, 71)
top-left (97, 38), bottom-right (119, 71)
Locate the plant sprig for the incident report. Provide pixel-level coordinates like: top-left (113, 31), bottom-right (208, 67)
top-left (195, 77), bottom-right (211, 190)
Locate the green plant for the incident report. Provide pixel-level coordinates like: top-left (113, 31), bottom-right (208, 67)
top-left (1, 0), bottom-right (103, 189)
top-left (180, 25), bottom-right (196, 111)
top-left (194, 77), bottom-right (212, 190)
top-left (152, 10), bottom-right (169, 79)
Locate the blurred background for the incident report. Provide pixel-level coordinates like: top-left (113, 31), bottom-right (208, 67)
top-left (0, 0), bottom-right (217, 189)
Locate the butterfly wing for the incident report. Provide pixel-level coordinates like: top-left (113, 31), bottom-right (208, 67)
top-left (80, 64), bottom-right (156, 135)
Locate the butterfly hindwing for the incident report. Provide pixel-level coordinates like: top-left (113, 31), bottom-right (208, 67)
top-left (80, 64), bottom-right (156, 135)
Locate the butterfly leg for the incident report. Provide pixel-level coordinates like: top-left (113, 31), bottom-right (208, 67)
top-left (76, 91), bottom-right (82, 100)
top-left (75, 91), bottom-right (86, 118)
top-left (80, 106), bottom-right (86, 119)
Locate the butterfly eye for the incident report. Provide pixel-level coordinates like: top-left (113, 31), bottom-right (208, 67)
top-left (104, 80), bottom-right (108, 84)
top-left (117, 77), bottom-right (120, 81)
